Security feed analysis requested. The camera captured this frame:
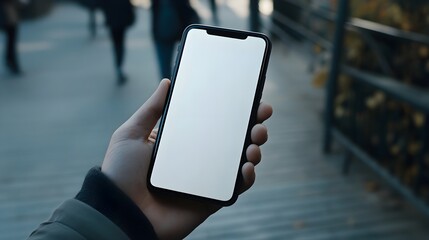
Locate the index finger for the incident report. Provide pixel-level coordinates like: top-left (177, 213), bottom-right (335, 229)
top-left (257, 102), bottom-right (273, 123)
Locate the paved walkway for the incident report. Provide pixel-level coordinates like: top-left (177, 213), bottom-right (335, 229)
top-left (1, 1), bottom-right (429, 239)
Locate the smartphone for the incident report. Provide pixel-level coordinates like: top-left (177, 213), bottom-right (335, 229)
top-left (148, 25), bottom-right (271, 206)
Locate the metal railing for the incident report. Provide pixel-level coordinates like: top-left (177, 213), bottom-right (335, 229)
top-left (252, 0), bottom-right (429, 218)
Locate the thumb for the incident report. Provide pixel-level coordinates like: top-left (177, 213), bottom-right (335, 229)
top-left (127, 79), bottom-right (171, 138)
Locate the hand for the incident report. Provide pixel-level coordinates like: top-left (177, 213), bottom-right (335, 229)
top-left (101, 79), bottom-right (273, 239)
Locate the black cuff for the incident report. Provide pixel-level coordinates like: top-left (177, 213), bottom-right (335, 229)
top-left (75, 167), bottom-right (158, 240)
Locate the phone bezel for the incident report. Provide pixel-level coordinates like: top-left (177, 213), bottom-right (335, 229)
top-left (147, 24), bottom-right (272, 206)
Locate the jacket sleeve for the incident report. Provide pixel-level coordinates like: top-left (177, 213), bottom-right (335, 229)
top-left (28, 167), bottom-right (158, 240)
top-left (27, 199), bottom-right (130, 240)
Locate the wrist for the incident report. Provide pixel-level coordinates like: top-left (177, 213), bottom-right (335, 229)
top-left (75, 167), bottom-right (158, 240)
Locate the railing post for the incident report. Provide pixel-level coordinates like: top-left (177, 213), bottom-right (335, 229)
top-left (249, 0), bottom-right (260, 32)
top-left (415, 114), bottom-right (429, 194)
top-left (323, 0), bottom-right (349, 153)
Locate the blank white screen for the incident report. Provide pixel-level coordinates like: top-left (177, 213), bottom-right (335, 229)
top-left (151, 28), bottom-right (266, 201)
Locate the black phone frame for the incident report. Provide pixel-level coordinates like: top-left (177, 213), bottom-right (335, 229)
top-left (147, 24), bottom-right (272, 206)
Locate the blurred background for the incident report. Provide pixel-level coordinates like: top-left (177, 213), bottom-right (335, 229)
top-left (1, 0), bottom-right (429, 239)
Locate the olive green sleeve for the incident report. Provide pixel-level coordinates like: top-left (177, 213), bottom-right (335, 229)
top-left (27, 199), bottom-right (129, 240)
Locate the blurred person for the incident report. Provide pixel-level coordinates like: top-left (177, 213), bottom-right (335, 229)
top-left (100, 0), bottom-right (135, 85)
top-left (78, 0), bottom-right (100, 39)
top-left (151, 0), bottom-right (199, 79)
top-left (208, 0), bottom-right (218, 25)
top-left (0, 0), bottom-right (21, 75)
top-left (87, 0), bottom-right (98, 39)
top-left (27, 79), bottom-right (273, 239)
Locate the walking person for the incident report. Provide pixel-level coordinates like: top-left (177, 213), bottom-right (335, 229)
top-left (208, 0), bottom-right (219, 25)
top-left (87, 0), bottom-right (98, 39)
top-left (99, 0), bottom-right (135, 85)
top-left (0, 0), bottom-right (21, 75)
top-left (151, 0), bottom-right (199, 79)
top-left (77, 0), bottom-right (100, 39)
